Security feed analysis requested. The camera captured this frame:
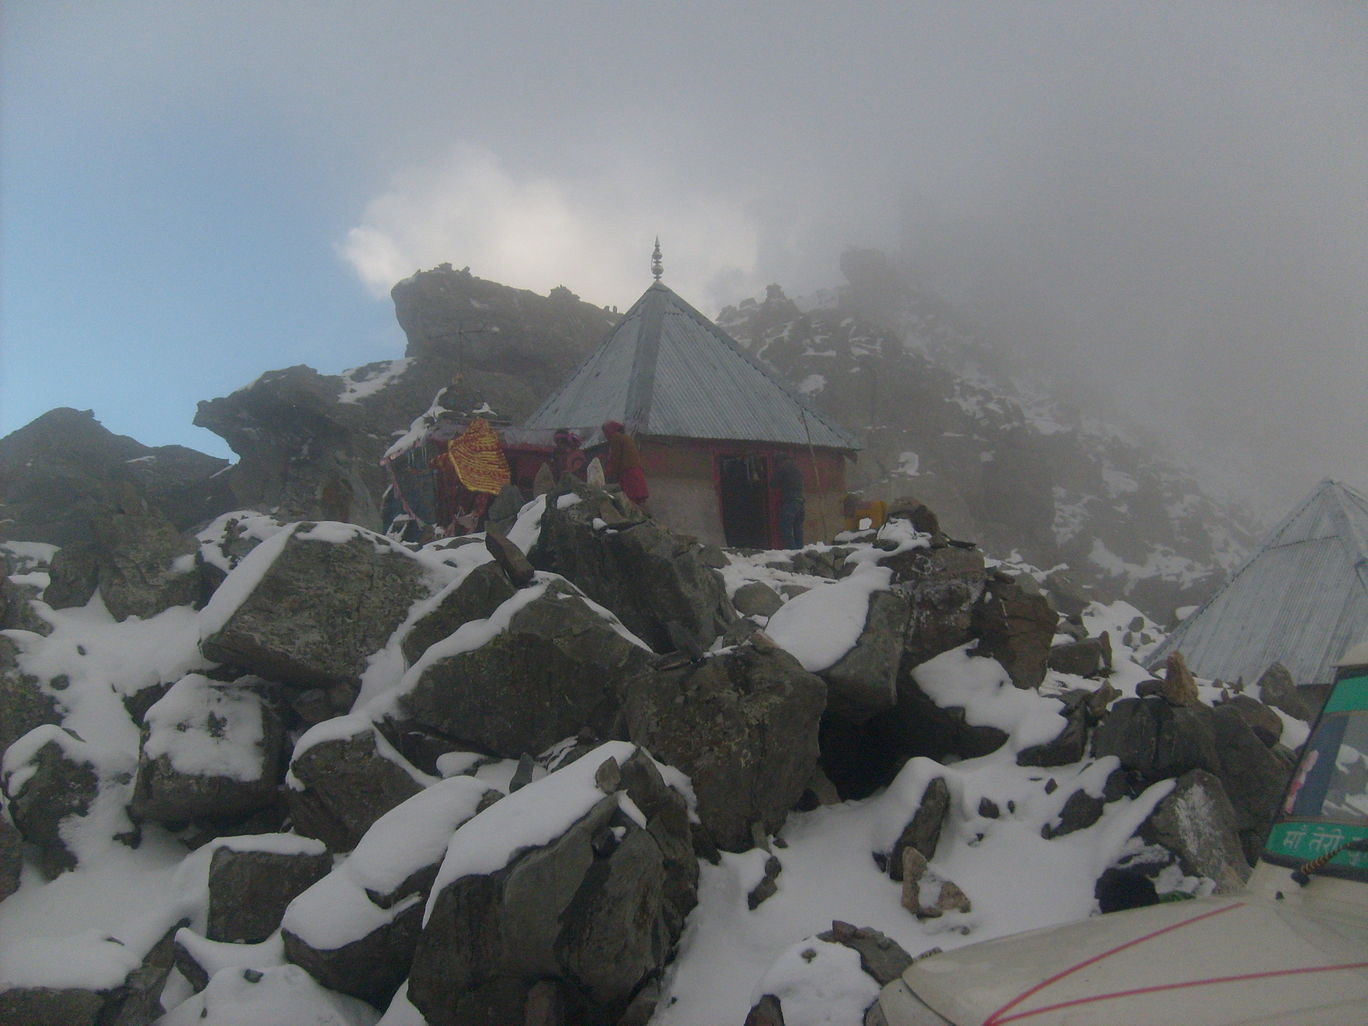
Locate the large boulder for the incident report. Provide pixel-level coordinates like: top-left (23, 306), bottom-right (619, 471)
top-left (1090, 697), bottom-right (1221, 789)
top-left (1047, 633), bottom-right (1113, 679)
top-left (1209, 703), bottom-right (1296, 862)
top-left (400, 561), bottom-right (517, 666)
top-left (1, 725), bottom-right (136, 878)
top-left (397, 577), bottom-right (653, 759)
top-left (282, 776), bottom-right (493, 1006)
top-left (206, 835), bottom-right (333, 943)
top-left (408, 743), bottom-right (697, 1026)
top-left (884, 773), bottom-right (951, 881)
top-left (622, 638), bottom-right (826, 852)
top-left (816, 589), bottom-right (910, 724)
top-left (1254, 661), bottom-right (1313, 722)
top-left (131, 675), bottom-right (285, 825)
top-left (200, 523), bottom-right (428, 707)
top-left (287, 717), bottom-right (431, 853)
top-left (884, 544), bottom-right (986, 669)
top-left (530, 484), bottom-right (734, 653)
top-left (1141, 769), bottom-right (1250, 892)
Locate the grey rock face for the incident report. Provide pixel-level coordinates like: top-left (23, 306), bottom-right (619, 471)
top-left (1141, 769), bottom-right (1250, 892)
top-left (399, 578), bottom-right (652, 759)
top-left (885, 544), bottom-right (986, 669)
top-left (1254, 661), bottom-right (1313, 722)
top-left (1, 726), bottom-right (133, 878)
top-left (531, 485), bottom-right (734, 653)
top-left (1, 802), bottom-right (23, 901)
top-left (131, 677), bottom-right (284, 825)
top-left (623, 641), bottom-right (826, 852)
top-left (970, 576), bottom-right (1057, 690)
top-left (821, 589), bottom-right (910, 723)
top-left (0, 635), bottom-right (62, 756)
top-left (1091, 697), bottom-right (1221, 788)
top-left (1209, 704), bottom-right (1295, 862)
top-left (201, 525), bottom-right (427, 700)
top-left (194, 365), bottom-right (390, 530)
top-left (206, 839), bottom-right (332, 943)
top-left (281, 776), bottom-right (493, 1007)
top-left (732, 580), bottom-right (784, 618)
top-left (886, 775), bottom-right (950, 881)
top-left (408, 747), bottom-right (696, 1026)
top-left (287, 723), bottom-right (426, 852)
top-left (1047, 633), bottom-right (1113, 679)
top-left (45, 509), bottom-right (198, 621)
top-left (400, 561), bottom-right (517, 666)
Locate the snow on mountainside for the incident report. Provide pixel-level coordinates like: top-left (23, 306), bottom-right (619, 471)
top-left (718, 250), bottom-right (1257, 621)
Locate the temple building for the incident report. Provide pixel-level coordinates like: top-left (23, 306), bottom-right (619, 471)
top-left (523, 243), bottom-right (861, 548)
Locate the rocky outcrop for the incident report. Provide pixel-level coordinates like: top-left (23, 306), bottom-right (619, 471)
top-left (622, 639), bottom-right (826, 852)
top-left (194, 366), bottom-right (392, 530)
top-left (0, 407), bottom-right (232, 547)
top-left (1254, 661), bottom-right (1313, 721)
top-left (1090, 697), bottom-right (1220, 787)
top-left (885, 544), bottom-right (986, 669)
top-left (970, 574), bottom-right (1057, 689)
top-left (1209, 703), bottom-right (1295, 862)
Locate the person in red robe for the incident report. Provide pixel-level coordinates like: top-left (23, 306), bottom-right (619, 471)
top-left (602, 420), bottom-right (649, 509)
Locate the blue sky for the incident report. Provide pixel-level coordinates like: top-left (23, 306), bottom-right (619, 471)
top-left (3, 2), bottom-right (1365, 510)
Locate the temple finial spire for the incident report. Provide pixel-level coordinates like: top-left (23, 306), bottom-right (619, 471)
top-left (651, 237), bottom-right (663, 281)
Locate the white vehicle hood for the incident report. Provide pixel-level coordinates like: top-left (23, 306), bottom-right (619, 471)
top-left (899, 895), bottom-right (1368, 1025)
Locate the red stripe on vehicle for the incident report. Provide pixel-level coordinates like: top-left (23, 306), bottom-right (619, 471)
top-left (983, 903), bottom-right (1243, 1025)
top-left (989, 961), bottom-right (1368, 1023)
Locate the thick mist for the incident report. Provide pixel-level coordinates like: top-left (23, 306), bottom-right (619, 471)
top-left (4, 2), bottom-right (1364, 515)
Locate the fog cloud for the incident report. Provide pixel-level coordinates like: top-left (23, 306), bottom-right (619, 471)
top-left (341, 146), bottom-right (763, 310)
top-left (6, 1), bottom-right (1365, 514)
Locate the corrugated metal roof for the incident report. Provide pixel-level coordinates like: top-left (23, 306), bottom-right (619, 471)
top-left (525, 282), bottom-right (861, 450)
top-left (1150, 479), bottom-right (1368, 685)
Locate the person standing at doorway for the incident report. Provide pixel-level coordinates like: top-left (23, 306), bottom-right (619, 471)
top-left (775, 453), bottom-right (804, 549)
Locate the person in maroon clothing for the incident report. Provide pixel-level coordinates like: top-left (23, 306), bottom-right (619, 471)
top-left (602, 420), bottom-right (649, 509)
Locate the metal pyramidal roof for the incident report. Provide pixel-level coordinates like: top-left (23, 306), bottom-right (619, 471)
top-left (525, 281), bottom-right (861, 450)
top-left (1150, 478), bottom-right (1368, 686)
